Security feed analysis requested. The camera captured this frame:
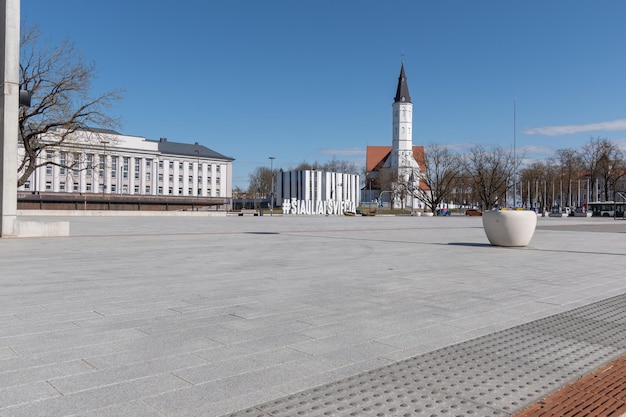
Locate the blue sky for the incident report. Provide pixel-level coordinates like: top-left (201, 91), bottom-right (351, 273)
top-left (22, 1), bottom-right (626, 188)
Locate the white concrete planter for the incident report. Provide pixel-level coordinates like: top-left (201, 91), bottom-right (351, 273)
top-left (482, 209), bottom-right (537, 247)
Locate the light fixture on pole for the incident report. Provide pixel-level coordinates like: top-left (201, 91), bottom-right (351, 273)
top-left (513, 99), bottom-right (517, 208)
top-left (269, 156), bottom-right (275, 216)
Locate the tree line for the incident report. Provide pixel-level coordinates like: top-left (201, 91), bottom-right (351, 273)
top-left (414, 137), bottom-right (625, 213)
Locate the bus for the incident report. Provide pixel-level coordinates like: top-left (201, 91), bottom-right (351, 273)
top-left (587, 201), bottom-right (626, 218)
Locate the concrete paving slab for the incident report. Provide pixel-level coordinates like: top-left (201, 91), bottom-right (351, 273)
top-left (0, 214), bottom-right (625, 416)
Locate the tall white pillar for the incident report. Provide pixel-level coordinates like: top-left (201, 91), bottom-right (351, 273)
top-left (0, 0), bottom-right (19, 236)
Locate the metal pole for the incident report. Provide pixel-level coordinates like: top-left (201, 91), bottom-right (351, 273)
top-left (513, 99), bottom-right (516, 208)
top-left (269, 156), bottom-right (275, 216)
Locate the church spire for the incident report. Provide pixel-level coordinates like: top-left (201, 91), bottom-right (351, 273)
top-left (394, 63), bottom-right (411, 103)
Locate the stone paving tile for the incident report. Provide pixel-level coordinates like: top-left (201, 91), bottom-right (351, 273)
top-left (172, 348), bottom-right (310, 385)
top-left (48, 353), bottom-right (207, 395)
top-left (0, 359), bottom-right (93, 390)
top-left (2, 374), bottom-right (189, 417)
top-left (67, 400), bottom-right (164, 417)
top-left (0, 381), bottom-right (59, 410)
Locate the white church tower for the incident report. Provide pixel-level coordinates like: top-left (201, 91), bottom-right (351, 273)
top-left (364, 62), bottom-right (424, 209)
top-left (389, 63), bottom-right (420, 178)
top-left (385, 63), bottom-right (421, 208)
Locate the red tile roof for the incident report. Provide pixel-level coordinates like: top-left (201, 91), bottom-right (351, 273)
top-left (366, 146), bottom-right (426, 173)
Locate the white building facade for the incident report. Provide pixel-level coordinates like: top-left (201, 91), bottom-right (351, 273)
top-left (18, 129), bottom-right (234, 198)
top-left (277, 170), bottom-right (360, 215)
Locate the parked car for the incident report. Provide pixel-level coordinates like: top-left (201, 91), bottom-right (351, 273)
top-left (465, 209), bottom-right (483, 216)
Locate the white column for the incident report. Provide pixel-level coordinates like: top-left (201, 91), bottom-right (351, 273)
top-left (152, 158), bottom-right (158, 196)
top-left (200, 162), bottom-right (206, 197)
top-left (139, 157), bottom-right (145, 194)
top-left (79, 156), bottom-right (87, 193)
top-left (193, 161), bottom-right (199, 197)
top-left (0, 0), bottom-right (19, 236)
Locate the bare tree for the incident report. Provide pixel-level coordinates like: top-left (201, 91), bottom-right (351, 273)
top-left (520, 161), bottom-right (553, 210)
top-left (247, 166), bottom-right (273, 197)
top-left (412, 143), bottom-right (461, 213)
top-left (292, 158), bottom-right (361, 176)
top-left (18, 26), bottom-right (124, 186)
top-left (550, 148), bottom-right (584, 206)
top-left (581, 137), bottom-right (625, 201)
top-left (461, 145), bottom-right (515, 209)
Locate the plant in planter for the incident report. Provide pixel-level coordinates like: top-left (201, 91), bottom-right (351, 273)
top-left (482, 208), bottom-right (537, 247)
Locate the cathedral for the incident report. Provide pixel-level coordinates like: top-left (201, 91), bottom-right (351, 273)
top-left (364, 63), bottom-right (426, 209)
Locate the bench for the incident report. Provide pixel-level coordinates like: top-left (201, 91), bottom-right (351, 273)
top-left (239, 209), bottom-right (259, 216)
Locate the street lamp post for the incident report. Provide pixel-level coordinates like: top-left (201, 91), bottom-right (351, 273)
top-left (269, 156), bottom-right (275, 216)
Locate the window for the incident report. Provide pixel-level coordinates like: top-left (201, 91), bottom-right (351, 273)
top-left (111, 184), bottom-right (116, 192)
top-left (86, 154), bottom-right (93, 177)
top-left (169, 161), bottom-right (174, 169)
top-left (216, 189), bottom-right (220, 196)
top-left (158, 186), bottom-right (163, 194)
top-left (73, 182), bottom-right (79, 191)
top-left (123, 157), bottom-right (129, 179)
top-left (216, 165), bottom-right (220, 172)
top-left (169, 174), bottom-right (174, 181)
top-left (197, 188), bottom-right (202, 195)
top-left (188, 187), bottom-right (192, 195)
top-left (45, 181), bottom-right (52, 190)
top-left (188, 175), bottom-right (193, 183)
top-left (111, 157), bottom-right (118, 178)
top-left (122, 184), bottom-right (128, 193)
top-left (86, 183), bottom-right (92, 192)
top-left (146, 171), bottom-right (151, 181)
top-left (159, 161), bottom-right (163, 169)
top-left (146, 159), bottom-right (152, 168)
top-left (72, 153), bottom-right (80, 175)
top-left (168, 187), bottom-right (173, 195)
top-left (60, 152), bottom-right (66, 175)
top-left (216, 177), bottom-right (220, 184)
top-left (99, 155), bottom-right (105, 177)
top-left (98, 184), bottom-right (104, 193)
top-left (158, 173), bottom-right (163, 181)
top-left (59, 182), bottom-right (65, 191)
top-left (134, 159), bottom-right (140, 179)
top-left (46, 151), bottom-right (53, 175)
top-left (178, 187), bottom-right (183, 194)
top-left (134, 185), bottom-right (139, 193)
top-left (145, 186), bottom-right (151, 193)
top-left (178, 175), bottom-right (183, 182)
top-left (179, 162), bottom-right (183, 170)
top-left (24, 181), bottom-right (30, 189)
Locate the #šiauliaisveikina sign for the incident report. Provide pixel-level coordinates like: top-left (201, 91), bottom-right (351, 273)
top-left (281, 198), bottom-right (357, 215)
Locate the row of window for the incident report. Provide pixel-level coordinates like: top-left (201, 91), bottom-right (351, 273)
top-left (42, 152), bottom-right (222, 185)
top-left (23, 180), bottom-right (220, 197)
top-left (44, 152), bottom-right (221, 178)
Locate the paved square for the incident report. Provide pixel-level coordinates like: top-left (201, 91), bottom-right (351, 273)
top-left (0, 214), bottom-right (625, 416)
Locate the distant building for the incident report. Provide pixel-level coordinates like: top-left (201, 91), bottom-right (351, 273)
top-left (18, 128), bottom-right (234, 203)
top-left (277, 170), bottom-right (360, 215)
top-left (364, 63), bottom-right (426, 209)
